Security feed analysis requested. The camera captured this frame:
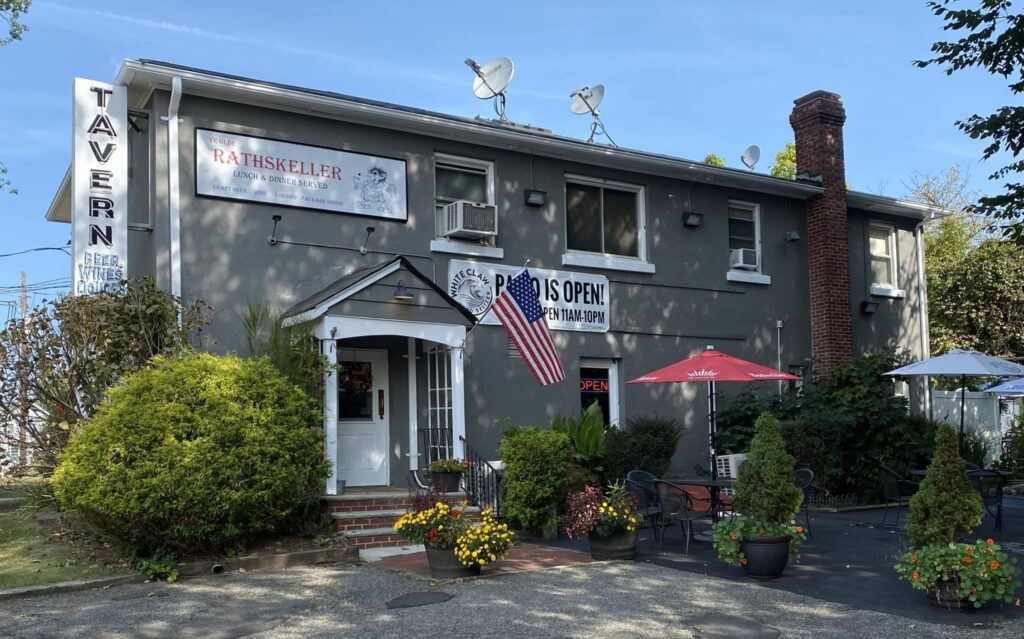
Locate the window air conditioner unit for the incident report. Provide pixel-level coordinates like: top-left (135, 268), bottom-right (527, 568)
top-left (442, 200), bottom-right (498, 240)
top-left (716, 453), bottom-right (747, 496)
top-left (729, 248), bottom-right (758, 271)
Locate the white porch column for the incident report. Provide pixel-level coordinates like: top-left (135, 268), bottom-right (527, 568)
top-left (323, 338), bottom-right (339, 495)
top-left (451, 346), bottom-right (467, 459)
top-left (407, 337), bottom-right (419, 471)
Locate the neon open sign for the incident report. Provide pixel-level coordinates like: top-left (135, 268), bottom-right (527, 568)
top-left (579, 378), bottom-right (609, 393)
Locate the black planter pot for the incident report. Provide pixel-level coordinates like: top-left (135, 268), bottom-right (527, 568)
top-left (424, 545), bottom-right (481, 579)
top-left (926, 579), bottom-right (973, 611)
top-left (431, 472), bottom-right (461, 493)
top-left (588, 529), bottom-right (638, 560)
top-left (741, 535), bottom-right (791, 579)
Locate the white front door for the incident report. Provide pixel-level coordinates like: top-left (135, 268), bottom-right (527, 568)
top-left (336, 349), bottom-right (389, 486)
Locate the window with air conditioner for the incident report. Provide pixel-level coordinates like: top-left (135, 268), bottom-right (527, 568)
top-left (726, 201), bottom-right (770, 284)
top-left (431, 154), bottom-right (502, 258)
top-left (563, 175), bottom-right (653, 274)
top-left (868, 222), bottom-right (905, 298)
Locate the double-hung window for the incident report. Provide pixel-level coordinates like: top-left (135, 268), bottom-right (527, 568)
top-left (726, 201), bottom-right (770, 285)
top-left (868, 222), bottom-right (905, 297)
top-left (563, 175), bottom-right (653, 274)
top-left (430, 153), bottom-right (502, 258)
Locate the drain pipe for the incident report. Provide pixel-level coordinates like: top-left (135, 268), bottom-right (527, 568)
top-left (166, 77), bottom-right (183, 302)
top-left (914, 214), bottom-right (938, 420)
top-left (776, 320), bottom-right (785, 395)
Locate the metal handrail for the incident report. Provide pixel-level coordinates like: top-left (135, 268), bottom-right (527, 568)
top-left (459, 435), bottom-right (502, 518)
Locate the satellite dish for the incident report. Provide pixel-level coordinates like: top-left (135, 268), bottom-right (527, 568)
top-left (570, 84), bottom-right (604, 115)
top-left (570, 84), bottom-right (617, 147)
top-left (741, 145), bottom-right (761, 170)
top-left (466, 57), bottom-right (514, 121)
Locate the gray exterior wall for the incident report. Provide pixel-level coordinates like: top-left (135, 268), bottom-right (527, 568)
top-left (126, 89), bottom-right (924, 480)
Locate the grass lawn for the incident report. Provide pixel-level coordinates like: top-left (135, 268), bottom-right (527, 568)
top-left (0, 510), bottom-right (128, 590)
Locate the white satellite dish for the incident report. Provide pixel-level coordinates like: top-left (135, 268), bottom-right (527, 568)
top-left (570, 84), bottom-right (604, 115)
top-left (741, 145), bottom-right (761, 170)
top-left (570, 84), bottom-right (617, 147)
top-left (466, 56), bottom-right (514, 121)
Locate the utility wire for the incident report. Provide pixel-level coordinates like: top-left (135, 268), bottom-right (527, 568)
top-left (0, 246), bottom-right (71, 258)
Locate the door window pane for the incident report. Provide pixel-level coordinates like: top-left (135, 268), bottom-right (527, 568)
top-left (580, 366), bottom-right (610, 425)
top-left (338, 361), bottom-right (373, 420)
top-left (603, 188), bottom-right (638, 256)
top-left (566, 183), bottom-right (602, 253)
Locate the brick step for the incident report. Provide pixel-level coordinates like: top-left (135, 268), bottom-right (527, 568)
top-left (332, 506), bottom-right (482, 533)
top-left (343, 527), bottom-right (409, 549)
top-left (322, 491), bottom-right (470, 513)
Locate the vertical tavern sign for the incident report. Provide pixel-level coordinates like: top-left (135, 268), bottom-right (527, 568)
top-left (72, 78), bottom-right (128, 295)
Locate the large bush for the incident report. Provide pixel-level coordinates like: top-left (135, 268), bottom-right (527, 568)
top-left (732, 412), bottom-right (803, 522)
top-left (500, 427), bottom-right (572, 534)
top-left (603, 414), bottom-right (682, 480)
top-left (52, 353), bottom-right (329, 554)
top-left (906, 424), bottom-right (983, 548)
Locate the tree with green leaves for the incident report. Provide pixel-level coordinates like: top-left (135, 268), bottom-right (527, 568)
top-left (1, 1), bottom-right (30, 194)
top-left (703, 153), bottom-right (725, 167)
top-left (770, 143), bottom-right (796, 180)
top-left (906, 424), bottom-right (983, 547)
top-left (916, 0), bottom-right (1024, 240)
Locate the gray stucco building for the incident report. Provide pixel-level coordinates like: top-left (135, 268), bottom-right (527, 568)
top-left (47, 60), bottom-right (940, 492)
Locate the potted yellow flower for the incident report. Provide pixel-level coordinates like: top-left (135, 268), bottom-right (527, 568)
top-left (394, 502), bottom-right (512, 579)
top-left (561, 482), bottom-right (639, 560)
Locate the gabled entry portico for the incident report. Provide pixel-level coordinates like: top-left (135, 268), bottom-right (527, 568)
top-left (283, 257), bottom-right (477, 494)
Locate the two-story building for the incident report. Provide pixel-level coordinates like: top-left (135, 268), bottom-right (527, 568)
top-left (46, 60), bottom-right (940, 496)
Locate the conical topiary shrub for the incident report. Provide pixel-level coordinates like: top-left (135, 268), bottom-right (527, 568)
top-left (732, 412), bottom-right (803, 521)
top-left (905, 424), bottom-right (983, 548)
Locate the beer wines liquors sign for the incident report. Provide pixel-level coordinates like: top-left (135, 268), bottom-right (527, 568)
top-left (72, 78), bottom-right (128, 295)
top-left (195, 130), bottom-right (408, 221)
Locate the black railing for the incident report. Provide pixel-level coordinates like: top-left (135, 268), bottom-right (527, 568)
top-left (418, 427), bottom-right (454, 466)
top-left (460, 435), bottom-right (502, 518)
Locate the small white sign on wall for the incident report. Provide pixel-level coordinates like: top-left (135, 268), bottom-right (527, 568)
top-left (448, 260), bottom-right (610, 333)
top-left (72, 77), bottom-right (128, 295)
top-left (195, 129), bottom-right (408, 221)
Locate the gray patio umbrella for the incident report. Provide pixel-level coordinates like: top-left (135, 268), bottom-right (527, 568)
top-left (885, 349), bottom-right (1024, 449)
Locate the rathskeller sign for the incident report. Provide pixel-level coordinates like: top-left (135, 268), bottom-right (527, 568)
top-left (448, 260), bottom-right (609, 333)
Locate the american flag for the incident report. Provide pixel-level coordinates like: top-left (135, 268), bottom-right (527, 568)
top-left (492, 269), bottom-right (565, 386)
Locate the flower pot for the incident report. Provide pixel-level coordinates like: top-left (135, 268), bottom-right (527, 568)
top-left (424, 545), bottom-right (481, 580)
top-left (588, 529), bottom-right (638, 561)
top-left (431, 471), bottom-right (461, 493)
top-left (740, 535), bottom-right (791, 579)
top-left (926, 579), bottom-right (972, 611)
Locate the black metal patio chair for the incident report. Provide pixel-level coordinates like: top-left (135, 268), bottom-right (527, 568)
top-left (794, 468), bottom-right (815, 538)
top-left (879, 464), bottom-right (919, 529)
top-left (968, 469), bottom-right (1008, 535)
top-left (654, 480), bottom-right (715, 555)
top-left (625, 471), bottom-right (665, 547)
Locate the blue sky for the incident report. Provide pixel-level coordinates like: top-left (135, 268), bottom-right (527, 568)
top-left (0, 1), bottom-right (1013, 310)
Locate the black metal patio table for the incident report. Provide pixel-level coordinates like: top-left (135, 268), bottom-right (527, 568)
top-left (662, 477), bottom-right (736, 523)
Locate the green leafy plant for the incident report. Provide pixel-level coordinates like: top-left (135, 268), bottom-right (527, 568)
top-left (603, 414), bottom-right (682, 481)
top-left (133, 551), bottom-right (179, 583)
top-left (906, 424), bottom-right (983, 549)
top-left (895, 539), bottom-right (1021, 608)
top-left (961, 429), bottom-right (991, 469)
top-left (241, 302), bottom-right (326, 399)
top-left (996, 409), bottom-right (1024, 478)
top-left (713, 412), bottom-right (805, 565)
top-left (52, 353), bottom-right (330, 554)
top-left (552, 402), bottom-right (606, 480)
top-left (560, 481), bottom-right (638, 539)
top-left (499, 427), bottom-right (572, 534)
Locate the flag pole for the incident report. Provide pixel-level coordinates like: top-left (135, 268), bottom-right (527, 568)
top-left (459, 259), bottom-right (532, 349)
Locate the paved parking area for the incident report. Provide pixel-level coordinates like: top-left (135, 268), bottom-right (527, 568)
top-left (0, 559), bottom-right (1022, 638)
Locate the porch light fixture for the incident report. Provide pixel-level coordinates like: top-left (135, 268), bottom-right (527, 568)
top-left (524, 188), bottom-right (547, 206)
top-left (860, 300), bottom-right (879, 315)
top-left (393, 280), bottom-right (414, 301)
top-left (683, 211), bottom-right (703, 228)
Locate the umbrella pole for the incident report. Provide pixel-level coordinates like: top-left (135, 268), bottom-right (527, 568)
top-left (959, 373), bottom-right (966, 454)
top-left (708, 380), bottom-right (717, 480)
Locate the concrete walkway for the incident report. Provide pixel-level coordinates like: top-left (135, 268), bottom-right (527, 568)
top-left (0, 561), bottom-right (1021, 638)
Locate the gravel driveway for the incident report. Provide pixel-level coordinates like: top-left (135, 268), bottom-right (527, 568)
top-left (1, 561), bottom-right (1020, 639)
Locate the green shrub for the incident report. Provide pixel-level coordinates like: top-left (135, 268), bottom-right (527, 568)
top-left (500, 427), bottom-right (572, 534)
top-left (52, 353), bottom-right (330, 555)
top-left (552, 402), bottom-right (606, 482)
top-left (996, 409), bottom-right (1024, 477)
top-left (961, 428), bottom-right (990, 468)
top-left (732, 412), bottom-right (803, 522)
top-left (603, 414), bottom-right (682, 480)
top-left (906, 424), bottom-right (983, 548)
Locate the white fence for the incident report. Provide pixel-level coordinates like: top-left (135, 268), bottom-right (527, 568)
top-left (932, 390), bottom-right (1001, 464)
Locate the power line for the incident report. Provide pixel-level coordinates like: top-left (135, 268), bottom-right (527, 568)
top-left (0, 246), bottom-right (71, 259)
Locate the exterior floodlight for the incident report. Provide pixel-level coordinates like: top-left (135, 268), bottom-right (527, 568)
top-left (524, 189), bottom-right (547, 206)
top-left (860, 301), bottom-right (879, 315)
top-left (683, 212), bottom-right (704, 228)
top-left (784, 230), bottom-right (801, 242)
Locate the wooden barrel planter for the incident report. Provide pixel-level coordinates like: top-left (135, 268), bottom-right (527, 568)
top-left (588, 529), bottom-right (638, 560)
top-left (424, 545), bottom-right (481, 580)
top-left (926, 579), bottom-right (972, 611)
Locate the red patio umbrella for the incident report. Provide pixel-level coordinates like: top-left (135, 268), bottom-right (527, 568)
top-left (627, 346), bottom-right (800, 479)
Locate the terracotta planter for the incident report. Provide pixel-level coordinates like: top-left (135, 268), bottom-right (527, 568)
top-left (430, 471), bottom-right (461, 493)
top-left (588, 529), bottom-right (638, 560)
top-left (424, 545), bottom-right (481, 580)
top-left (740, 535), bottom-right (791, 579)
top-left (926, 579), bottom-right (972, 611)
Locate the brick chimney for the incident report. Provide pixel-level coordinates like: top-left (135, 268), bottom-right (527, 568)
top-left (790, 91), bottom-right (853, 377)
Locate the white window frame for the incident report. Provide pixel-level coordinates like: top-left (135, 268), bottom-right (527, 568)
top-left (431, 153), bottom-right (503, 259)
top-left (562, 174), bottom-right (654, 274)
top-left (726, 200), bottom-right (771, 285)
top-left (579, 357), bottom-right (621, 427)
top-left (868, 221), bottom-right (906, 298)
